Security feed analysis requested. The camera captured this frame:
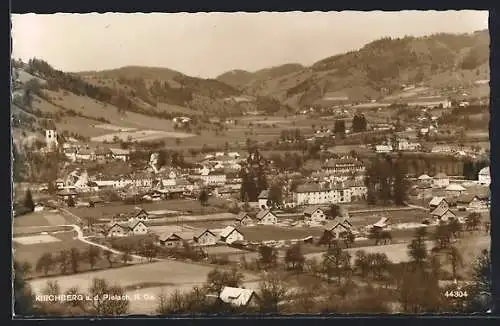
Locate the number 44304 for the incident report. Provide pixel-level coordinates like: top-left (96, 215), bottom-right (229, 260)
top-left (444, 290), bottom-right (468, 298)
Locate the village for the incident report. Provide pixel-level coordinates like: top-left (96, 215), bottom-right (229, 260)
top-left (11, 11), bottom-right (492, 315)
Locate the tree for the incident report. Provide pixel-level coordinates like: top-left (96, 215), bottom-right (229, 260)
top-left (139, 239), bottom-right (158, 262)
top-left (67, 196), bottom-right (76, 207)
top-left (36, 252), bottom-right (54, 276)
top-left (368, 227), bottom-right (382, 245)
top-left (258, 273), bottom-right (288, 313)
top-left (369, 253), bottom-right (390, 280)
top-left (121, 247), bottom-right (132, 264)
top-left (20, 261), bottom-right (33, 278)
top-left (104, 250), bottom-right (114, 268)
top-left (267, 182), bottom-right (283, 209)
top-left (13, 260), bottom-right (35, 315)
top-left (23, 188), bottom-right (35, 212)
top-left (465, 212), bottom-right (481, 232)
top-left (258, 245), bottom-right (277, 267)
top-left (88, 278), bottom-right (129, 315)
top-left (204, 267), bottom-right (244, 295)
top-left (284, 244), bottom-right (305, 272)
top-left (354, 250), bottom-right (370, 277)
top-left (407, 227), bottom-right (428, 269)
top-left (322, 243), bottom-right (351, 285)
top-left (334, 119), bottom-right (346, 135)
top-left (69, 248), bottom-right (80, 274)
top-left (465, 249), bottom-right (492, 312)
top-left (327, 204), bottom-right (340, 220)
top-left (341, 231), bottom-right (355, 248)
top-left (447, 246), bottom-right (463, 280)
top-left (57, 250), bottom-right (71, 275)
top-left (433, 222), bottom-right (452, 250)
top-left (393, 159), bottom-right (409, 205)
top-left (86, 246), bottom-right (101, 270)
top-left (199, 188), bottom-right (209, 207)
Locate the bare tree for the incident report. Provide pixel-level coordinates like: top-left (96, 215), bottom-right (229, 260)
top-left (86, 246), bottom-right (101, 270)
top-left (70, 248), bottom-right (80, 274)
top-left (36, 252), bottom-right (54, 276)
top-left (88, 278), bottom-right (129, 315)
top-left (258, 272), bottom-right (288, 313)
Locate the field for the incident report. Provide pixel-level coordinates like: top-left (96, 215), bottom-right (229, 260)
top-left (239, 225), bottom-right (325, 242)
top-left (67, 198), bottom-right (232, 223)
top-left (90, 129), bottom-right (195, 143)
top-left (13, 211), bottom-right (79, 228)
top-left (305, 234), bottom-right (490, 267)
top-left (28, 260), bottom-right (262, 314)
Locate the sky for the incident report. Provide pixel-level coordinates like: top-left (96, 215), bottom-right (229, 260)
top-left (11, 11), bottom-right (488, 78)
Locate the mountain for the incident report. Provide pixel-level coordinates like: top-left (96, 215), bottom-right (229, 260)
top-left (219, 30), bottom-right (489, 108)
top-left (216, 63), bottom-right (304, 91)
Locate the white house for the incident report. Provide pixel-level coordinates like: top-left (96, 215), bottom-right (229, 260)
top-left (200, 172), bottom-right (227, 185)
top-left (255, 209), bottom-right (278, 225)
top-left (375, 145), bottom-right (392, 153)
top-left (303, 206), bottom-right (326, 222)
top-left (218, 287), bottom-right (259, 307)
top-left (294, 182), bottom-right (359, 206)
top-left (110, 148), bottom-right (131, 162)
top-left (478, 167), bottom-right (490, 185)
top-left (235, 212), bottom-right (254, 226)
top-left (158, 233), bottom-right (184, 248)
top-left (430, 206), bottom-right (456, 222)
top-left (105, 219), bottom-right (149, 237)
top-left (257, 190), bottom-right (269, 209)
top-left (433, 173), bottom-right (450, 188)
top-left (219, 226), bottom-right (245, 244)
top-left (194, 229), bottom-right (218, 246)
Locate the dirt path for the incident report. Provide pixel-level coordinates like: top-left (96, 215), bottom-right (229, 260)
top-left (60, 224), bottom-right (159, 264)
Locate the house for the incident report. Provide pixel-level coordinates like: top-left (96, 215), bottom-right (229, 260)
top-left (255, 209), bottom-right (278, 225)
top-left (105, 223), bottom-right (129, 237)
top-left (110, 148), bottom-right (131, 162)
top-left (128, 219), bottom-right (149, 235)
top-left (219, 226), bottom-right (245, 244)
top-left (294, 182), bottom-right (359, 206)
top-left (322, 159), bottom-right (365, 174)
top-left (57, 188), bottom-right (77, 201)
top-left (478, 167), bottom-right (490, 185)
top-left (429, 197), bottom-right (449, 211)
top-left (235, 212), bottom-right (254, 226)
top-left (397, 138), bottom-right (420, 151)
top-left (105, 217), bottom-right (150, 237)
top-left (158, 233), bottom-right (184, 248)
top-left (375, 145), bottom-right (393, 153)
top-left (131, 209), bottom-right (149, 221)
top-left (94, 147), bottom-right (113, 163)
top-left (431, 145), bottom-right (453, 154)
top-left (193, 229), bottom-right (218, 246)
top-left (34, 203), bottom-right (45, 212)
top-left (445, 183), bottom-right (466, 195)
top-left (257, 190), bottom-right (269, 209)
top-left (321, 217), bottom-right (353, 240)
top-left (200, 171), bottom-right (227, 185)
top-left (418, 174), bottom-right (433, 187)
top-left (430, 206), bottom-right (456, 222)
top-left (218, 287), bottom-right (259, 307)
top-left (456, 194), bottom-right (488, 211)
top-left (303, 206), bottom-right (326, 222)
top-left (433, 173), bottom-right (450, 188)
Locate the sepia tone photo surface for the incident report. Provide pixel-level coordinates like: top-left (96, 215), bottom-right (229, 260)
top-left (11, 11), bottom-right (492, 316)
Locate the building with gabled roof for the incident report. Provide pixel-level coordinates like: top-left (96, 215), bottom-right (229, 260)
top-left (219, 226), bottom-right (245, 244)
top-left (218, 286), bottom-right (259, 307)
top-left (235, 212), bottom-right (254, 226)
top-left (158, 233), bottom-right (184, 248)
top-left (430, 206), bottom-right (456, 222)
top-left (303, 206), bottom-right (326, 222)
top-left (193, 229), bottom-right (218, 246)
top-left (255, 209), bottom-right (277, 225)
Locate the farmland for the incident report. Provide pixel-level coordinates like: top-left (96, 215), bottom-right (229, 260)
top-left (67, 198), bottom-right (232, 222)
top-left (13, 211), bottom-right (79, 228)
top-left (28, 260), bottom-right (262, 314)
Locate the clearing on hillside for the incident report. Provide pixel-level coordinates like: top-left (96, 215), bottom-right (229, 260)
top-left (13, 234), bottom-right (61, 245)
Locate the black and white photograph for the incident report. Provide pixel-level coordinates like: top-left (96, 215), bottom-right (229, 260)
top-left (11, 11), bottom-right (492, 316)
